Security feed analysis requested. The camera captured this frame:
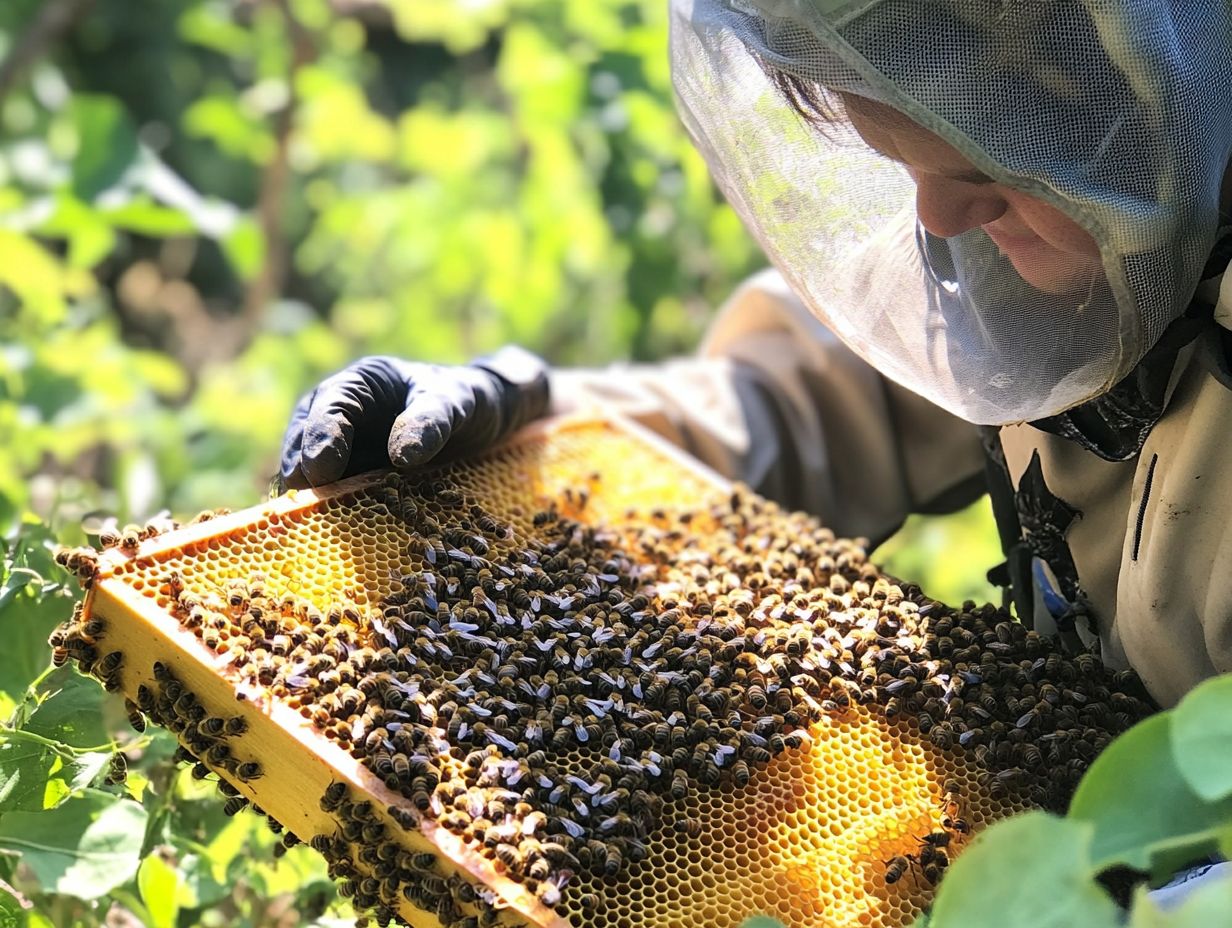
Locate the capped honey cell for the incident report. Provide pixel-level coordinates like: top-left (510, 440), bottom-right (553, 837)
top-left (49, 417), bottom-right (1154, 928)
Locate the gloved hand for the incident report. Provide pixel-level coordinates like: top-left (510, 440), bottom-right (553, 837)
top-left (279, 346), bottom-right (550, 489)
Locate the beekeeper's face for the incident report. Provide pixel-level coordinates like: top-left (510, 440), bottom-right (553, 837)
top-left (844, 97), bottom-right (1104, 296)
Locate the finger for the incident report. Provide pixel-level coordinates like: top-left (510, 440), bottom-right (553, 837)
top-left (300, 409), bottom-right (354, 487)
top-left (387, 390), bottom-right (462, 468)
top-left (298, 360), bottom-right (408, 485)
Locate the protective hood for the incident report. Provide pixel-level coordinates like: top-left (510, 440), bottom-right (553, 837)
top-left (670, 0), bottom-right (1232, 425)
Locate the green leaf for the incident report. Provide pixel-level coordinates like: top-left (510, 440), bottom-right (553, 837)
top-left (67, 751), bottom-right (112, 793)
top-left (0, 230), bottom-right (73, 323)
top-left (41, 774), bottom-right (72, 810)
top-left (0, 568), bottom-right (40, 609)
top-left (0, 790), bottom-right (147, 899)
top-left (0, 583), bottom-right (74, 708)
top-left (124, 771), bottom-right (150, 803)
top-left (183, 95), bottom-right (274, 162)
top-left (1069, 713), bottom-right (1232, 873)
top-left (138, 854), bottom-right (182, 928)
top-left (69, 95), bottom-right (139, 200)
top-left (0, 738), bottom-right (60, 814)
top-left (34, 194), bottom-right (117, 269)
top-left (102, 199), bottom-right (197, 236)
top-left (1171, 674), bottom-right (1232, 802)
top-left (928, 812), bottom-right (1121, 928)
top-left (1127, 873), bottom-right (1232, 927)
top-left (1220, 825), bottom-right (1232, 859)
top-left (0, 671), bottom-right (111, 811)
top-left (23, 669), bottom-right (109, 749)
top-left (740, 919), bottom-right (786, 928)
top-left (178, 4), bottom-right (254, 57)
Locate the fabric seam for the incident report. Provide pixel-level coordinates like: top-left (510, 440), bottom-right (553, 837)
top-left (1132, 453), bottom-right (1160, 562)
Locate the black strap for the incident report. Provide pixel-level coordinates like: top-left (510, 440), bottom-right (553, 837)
top-left (979, 425), bottom-right (1035, 626)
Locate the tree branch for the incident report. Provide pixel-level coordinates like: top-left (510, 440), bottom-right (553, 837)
top-left (240, 0), bottom-right (317, 324)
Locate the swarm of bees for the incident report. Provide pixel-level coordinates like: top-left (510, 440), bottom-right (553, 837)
top-left (49, 423), bottom-right (1157, 928)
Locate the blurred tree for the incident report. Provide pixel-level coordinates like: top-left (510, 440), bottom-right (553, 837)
top-left (0, 0), bottom-right (769, 524)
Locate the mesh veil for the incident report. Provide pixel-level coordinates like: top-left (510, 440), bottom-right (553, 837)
top-left (670, 0), bottom-right (1232, 425)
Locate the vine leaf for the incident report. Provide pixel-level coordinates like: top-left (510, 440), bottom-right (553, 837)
top-left (1069, 712), bottom-right (1232, 875)
top-left (927, 812), bottom-right (1121, 928)
top-left (1170, 675), bottom-right (1232, 802)
top-left (69, 95), bottom-right (139, 201)
top-left (22, 670), bottom-right (109, 749)
top-left (0, 789), bottom-right (147, 899)
top-left (0, 739), bottom-right (58, 814)
top-left (138, 854), bottom-right (184, 928)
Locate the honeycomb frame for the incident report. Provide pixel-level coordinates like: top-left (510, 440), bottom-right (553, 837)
top-left (59, 414), bottom-right (1151, 928)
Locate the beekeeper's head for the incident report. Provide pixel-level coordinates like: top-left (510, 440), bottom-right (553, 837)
top-left (671, 0), bottom-right (1232, 425)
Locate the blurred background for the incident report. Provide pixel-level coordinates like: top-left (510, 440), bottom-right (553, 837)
top-left (0, 1), bottom-right (999, 925)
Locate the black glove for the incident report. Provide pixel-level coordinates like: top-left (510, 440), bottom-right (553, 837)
top-left (279, 346), bottom-right (550, 489)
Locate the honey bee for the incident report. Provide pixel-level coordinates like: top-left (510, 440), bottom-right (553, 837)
top-left (98, 651), bottom-right (123, 675)
top-left (119, 527), bottom-right (141, 552)
top-left (198, 716), bottom-right (225, 737)
top-left (919, 830), bottom-right (952, 850)
top-left (712, 753), bottom-right (744, 788)
top-left (527, 856), bottom-right (551, 881)
top-left (124, 699), bottom-right (146, 733)
top-left (942, 815), bottom-right (970, 834)
top-left (918, 842), bottom-right (948, 874)
top-left (105, 752), bottom-right (128, 785)
top-left (676, 818), bottom-right (704, 839)
top-left (54, 546), bottom-right (99, 583)
top-left (236, 762), bottom-right (262, 781)
top-left (883, 856), bottom-right (911, 885)
top-left (536, 882), bottom-right (562, 908)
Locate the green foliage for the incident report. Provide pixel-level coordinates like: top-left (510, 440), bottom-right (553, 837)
top-left (1069, 713), bottom-right (1232, 876)
top-left (928, 814), bottom-right (1122, 928)
top-left (0, 790), bottom-right (148, 900)
top-left (1170, 674), bottom-right (1232, 803)
top-left (874, 499), bottom-right (1001, 606)
top-left (924, 672), bottom-right (1232, 928)
top-left (0, 528), bottom-right (356, 928)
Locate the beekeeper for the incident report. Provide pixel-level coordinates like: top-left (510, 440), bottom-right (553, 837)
top-left (281, 2), bottom-right (1232, 728)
